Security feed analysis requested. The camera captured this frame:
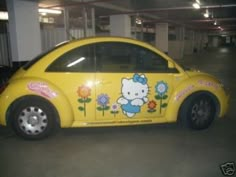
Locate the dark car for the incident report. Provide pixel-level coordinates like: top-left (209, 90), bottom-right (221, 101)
top-left (0, 65), bottom-right (13, 87)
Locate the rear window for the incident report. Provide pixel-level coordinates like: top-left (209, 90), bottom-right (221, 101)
top-left (23, 41), bottom-right (69, 70)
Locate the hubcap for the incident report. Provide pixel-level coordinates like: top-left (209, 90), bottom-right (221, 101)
top-left (191, 99), bottom-right (211, 126)
top-left (18, 106), bottom-right (48, 135)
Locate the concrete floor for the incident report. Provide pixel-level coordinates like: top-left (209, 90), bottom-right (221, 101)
top-left (0, 47), bottom-right (235, 177)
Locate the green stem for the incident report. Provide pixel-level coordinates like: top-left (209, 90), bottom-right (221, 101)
top-left (84, 98), bottom-right (86, 117)
top-left (102, 105), bottom-right (105, 116)
top-left (160, 97), bottom-right (162, 114)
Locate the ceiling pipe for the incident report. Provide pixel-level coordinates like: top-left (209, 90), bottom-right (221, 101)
top-left (43, 0), bottom-right (115, 8)
top-left (136, 4), bottom-right (236, 13)
top-left (189, 18), bottom-right (236, 23)
top-left (93, 4), bottom-right (236, 16)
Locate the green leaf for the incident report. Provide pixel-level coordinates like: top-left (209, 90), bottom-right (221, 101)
top-left (78, 106), bottom-right (84, 111)
top-left (161, 103), bottom-right (168, 108)
top-left (155, 95), bottom-right (162, 100)
top-left (78, 98), bottom-right (84, 103)
top-left (85, 98), bottom-right (92, 103)
top-left (104, 106), bottom-right (110, 110)
top-left (162, 95), bottom-right (168, 99)
top-left (110, 111), bottom-right (119, 114)
top-left (148, 109), bottom-right (156, 113)
top-left (97, 107), bottom-right (103, 111)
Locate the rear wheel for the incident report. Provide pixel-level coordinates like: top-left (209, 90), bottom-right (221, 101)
top-left (180, 93), bottom-right (217, 130)
top-left (10, 96), bottom-right (59, 139)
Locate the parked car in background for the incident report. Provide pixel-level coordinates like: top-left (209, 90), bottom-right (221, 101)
top-left (0, 65), bottom-right (13, 89)
top-left (0, 37), bottom-right (230, 139)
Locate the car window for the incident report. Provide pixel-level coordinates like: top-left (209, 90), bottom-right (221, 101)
top-left (46, 44), bottom-right (95, 72)
top-left (23, 41), bottom-right (69, 70)
top-left (95, 42), bottom-right (170, 73)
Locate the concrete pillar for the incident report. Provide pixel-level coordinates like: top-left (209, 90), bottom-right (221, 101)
top-left (64, 7), bottom-right (70, 40)
top-left (184, 30), bottom-right (195, 55)
top-left (6, 0), bottom-right (41, 63)
top-left (190, 30), bottom-right (195, 54)
top-left (176, 26), bottom-right (185, 58)
top-left (194, 31), bottom-right (200, 52)
top-left (212, 36), bottom-right (219, 47)
top-left (82, 7), bottom-right (88, 37)
top-left (155, 23), bottom-right (168, 54)
top-left (168, 26), bottom-right (185, 60)
top-left (110, 14), bottom-right (131, 37)
top-left (91, 8), bottom-right (95, 36)
top-left (203, 32), bottom-right (209, 49)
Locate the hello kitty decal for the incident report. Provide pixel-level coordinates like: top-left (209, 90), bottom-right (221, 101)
top-left (117, 73), bottom-right (149, 118)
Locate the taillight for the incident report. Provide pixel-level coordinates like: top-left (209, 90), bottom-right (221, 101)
top-left (0, 82), bottom-right (9, 94)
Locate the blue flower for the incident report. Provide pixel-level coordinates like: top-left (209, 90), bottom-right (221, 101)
top-left (155, 81), bottom-right (168, 95)
top-left (97, 94), bottom-right (110, 106)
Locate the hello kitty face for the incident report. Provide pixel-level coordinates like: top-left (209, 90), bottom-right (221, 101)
top-left (121, 74), bottom-right (149, 100)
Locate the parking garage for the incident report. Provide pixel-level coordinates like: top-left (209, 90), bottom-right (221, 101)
top-left (0, 0), bottom-right (236, 177)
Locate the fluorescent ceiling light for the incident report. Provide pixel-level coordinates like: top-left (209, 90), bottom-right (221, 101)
top-left (192, 3), bottom-right (200, 9)
top-left (135, 18), bottom-right (142, 25)
top-left (0, 11), bottom-right (8, 20)
top-left (196, 0), bottom-right (201, 4)
top-left (41, 12), bottom-right (47, 16)
top-left (38, 8), bottom-right (62, 14)
top-left (204, 13), bottom-right (209, 18)
top-left (67, 57), bottom-right (86, 67)
top-left (204, 9), bottom-right (209, 18)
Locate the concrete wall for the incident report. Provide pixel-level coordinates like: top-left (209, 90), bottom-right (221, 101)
top-left (41, 27), bottom-right (94, 52)
top-left (7, 0), bottom-right (42, 62)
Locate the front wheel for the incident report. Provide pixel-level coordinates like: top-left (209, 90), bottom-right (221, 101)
top-left (10, 96), bottom-right (59, 139)
top-left (180, 93), bottom-right (217, 130)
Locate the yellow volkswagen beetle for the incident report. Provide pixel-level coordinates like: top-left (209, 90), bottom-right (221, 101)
top-left (0, 37), bottom-right (229, 139)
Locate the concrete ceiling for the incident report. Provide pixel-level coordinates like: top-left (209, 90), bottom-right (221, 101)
top-left (1, 0), bottom-right (236, 33)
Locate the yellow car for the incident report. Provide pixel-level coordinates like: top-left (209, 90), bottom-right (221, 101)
top-left (0, 37), bottom-right (229, 139)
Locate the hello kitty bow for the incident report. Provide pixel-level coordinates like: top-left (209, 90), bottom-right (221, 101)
top-left (133, 73), bottom-right (147, 85)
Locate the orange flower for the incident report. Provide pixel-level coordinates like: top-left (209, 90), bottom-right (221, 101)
top-left (77, 85), bottom-right (91, 98)
top-left (148, 100), bottom-right (157, 110)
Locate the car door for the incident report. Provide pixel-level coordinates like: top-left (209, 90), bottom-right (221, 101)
top-left (94, 42), bottom-right (177, 123)
top-left (45, 44), bottom-right (96, 122)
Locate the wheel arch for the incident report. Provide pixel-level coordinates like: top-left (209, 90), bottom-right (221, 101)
top-left (6, 95), bottom-right (61, 127)
top-left (165, 88), bottom-right (221, 123)
top-left (177, 91), bottom-right (220, 122)
top-left (0, 77), bottom-right (75, 127)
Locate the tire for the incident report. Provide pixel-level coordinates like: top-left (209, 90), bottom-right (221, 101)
top-left (10, 96), bottom-right (59, 140)
top-left (180, 93), bottom-right (217, 130)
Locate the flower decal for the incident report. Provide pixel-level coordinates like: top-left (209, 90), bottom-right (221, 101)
top-left (77, 85), bottom-right (92, 117)
top-left (97, 94), bottom-right (110, 116)
top-left (110, 103), bottom-right (119, 117)
top-left (155, 81), bottom-right (169, 114)
top-left (97, 94), bottom-right (109, 106)
top-left (155, 81), bottom-right (168, 96)
top-left (147, 100), bottom-right (157, 113)
top-left (77, 85), bottom-right (91, 98)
